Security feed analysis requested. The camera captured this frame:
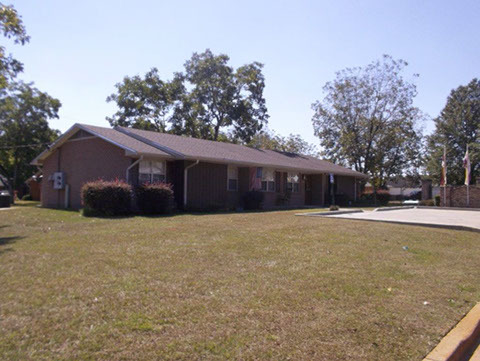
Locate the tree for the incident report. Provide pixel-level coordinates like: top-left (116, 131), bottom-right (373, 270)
top-left (426, 79), bottom-right (480, 185)
top-left (107, 49), bottom-right (269, 143)
top-left (185, 51), bottom-right (268, 142)
top-left (0, 3), bottom-right (29, 91)
top-left (106, 69), bottom-right (184, 133)
top-left (311, 55), bottom-right (424, 188)
top-left (0, 4), bottom-right (60, 192)
top-left (0, 83), bottom-right (60, 190)
top-left (248, 130), bottom-right (319, 156)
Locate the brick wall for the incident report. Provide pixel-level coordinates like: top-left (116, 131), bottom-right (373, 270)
top-left (186, 162), bottom-right (229, 210)
top-left (440, 185), bottom-right (480, 208)
top-left (41, 137), bottom-right (132, 209)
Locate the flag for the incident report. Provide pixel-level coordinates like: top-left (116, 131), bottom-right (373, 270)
top-left (440, 146), bottom-right (447, 187)
top-left (463, 146), bottom-right (471, 186)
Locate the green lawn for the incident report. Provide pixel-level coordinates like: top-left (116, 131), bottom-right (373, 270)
top-left (1, 202), bottom-right (479, 360)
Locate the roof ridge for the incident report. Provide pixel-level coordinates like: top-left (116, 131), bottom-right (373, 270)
top-left (121, 126), bottom-right (311, 157)
top-left (114, 126), bottom-right (185, 159)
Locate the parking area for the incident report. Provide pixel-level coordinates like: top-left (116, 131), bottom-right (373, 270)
top-left (320, 208), bottom-right (480, 231)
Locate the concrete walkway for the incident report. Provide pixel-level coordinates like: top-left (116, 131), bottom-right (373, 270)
top-left (323, 208), bottom-right (480, 231)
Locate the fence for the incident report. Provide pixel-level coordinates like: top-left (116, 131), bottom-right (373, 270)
top-left (439, 185), bottom-right (480, 208)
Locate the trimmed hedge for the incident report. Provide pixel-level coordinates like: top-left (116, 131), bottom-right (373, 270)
top-left (135, 182), bottom-right (174, 215)
top-left (81, 179), bottom-right (132, 216)
top-left (359, 190), bottom-right (390, 206)
top-left (243, 190), bottom-right (264, 210)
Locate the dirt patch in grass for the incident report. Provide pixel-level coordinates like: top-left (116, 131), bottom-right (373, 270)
top-left (0, 204), bottom-right (479, 360)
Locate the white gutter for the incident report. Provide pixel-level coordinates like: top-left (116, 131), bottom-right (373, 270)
top-left (184, 160), bottom-right (199, 207)
top-left (126, 156), bottom-right (143, 183)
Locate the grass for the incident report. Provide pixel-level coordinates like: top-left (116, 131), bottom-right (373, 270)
top-left (1, 201), bottom-right (479, 360)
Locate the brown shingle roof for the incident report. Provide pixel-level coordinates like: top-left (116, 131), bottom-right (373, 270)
top-left (115, 126), bottom-right (366, 177)
top-left (81, 124), bottom-right (173, 158)
top-left (33, 123), bottom-right (367, 178)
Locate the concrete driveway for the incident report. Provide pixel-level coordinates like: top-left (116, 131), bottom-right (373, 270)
top-left (322, 208), bottom-right (480, 231)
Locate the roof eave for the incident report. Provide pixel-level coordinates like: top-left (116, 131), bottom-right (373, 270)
top-left (180, 155), bottom-right (368, 177)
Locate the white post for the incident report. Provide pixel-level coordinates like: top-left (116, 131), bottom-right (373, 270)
top-left (467, 185), bottom-right (470, 207)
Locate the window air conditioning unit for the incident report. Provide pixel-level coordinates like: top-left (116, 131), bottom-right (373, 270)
top-left (53, 172), bottom-right (65, 190)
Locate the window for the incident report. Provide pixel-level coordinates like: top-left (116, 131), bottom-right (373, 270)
top-left (227, 165), bottom-right (238, 191)
top-left (139, 160), bottom-right (166, 184)
top-left (260, 168), bottom-right (275, 192)
top-left (287, 172), bottom-right (300, 193)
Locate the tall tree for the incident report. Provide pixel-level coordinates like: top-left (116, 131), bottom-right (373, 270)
top-left (107, 49), bottom-right (269, 143)
top-left (426, 79), bottom-right (479, 185)
top-left (185, 51), bottom-right (268, 142)
top-left (106, 69), bottom-right (184, 133)
top-left (0, 83), bottom-right (60, 189)
top-left (311, 55), bottom-right (424, 188)
top-left (249, 130), bottom-right (319, 156)
top-left (0, 4), bottom-right (60, 193)
top-left (0, 3), bottom-right (29, 91)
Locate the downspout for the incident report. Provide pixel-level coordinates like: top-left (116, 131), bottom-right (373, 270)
top-left (184, 160), bottom-right (199, 208)
top-left (126, 156), bottom-right (143, 184)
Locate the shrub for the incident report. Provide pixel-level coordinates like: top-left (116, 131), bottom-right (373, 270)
top-left (21, 194), bottom-right (32, 201)
top-left (81, 179), bottom-right (132, 216)
top-left (276, 192), bottom-right (290, 206)
top-left (135, 182), bottom-right (174, 214)
top-left (243, 190), bottom-right (264, 210)
top-left (334, 194), bottom-right (351, 206)
top-left (434, 195), bottom-right (441, 206)
top-left (359, 190), bottom-right (390, 206)
top-left (329, 204), bottom-right (339, 211)
top-left (419, 199), bottom-right (434, 206)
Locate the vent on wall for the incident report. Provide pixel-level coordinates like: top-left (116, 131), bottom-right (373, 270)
top-left (70, 129), bottom-right (93, 140)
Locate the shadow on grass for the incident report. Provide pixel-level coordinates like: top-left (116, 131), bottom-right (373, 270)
top-left (12, 201), bottom-right (41, 208)
top-left (0, 235), bottom-right (24, 256)
top-left (0, 236), bottom-right (23, 246)
top-left (80, 207), bottom-right (330, 219)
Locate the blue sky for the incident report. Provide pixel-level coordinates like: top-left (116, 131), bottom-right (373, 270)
top-left (8, 0), bottom-right (480, 145)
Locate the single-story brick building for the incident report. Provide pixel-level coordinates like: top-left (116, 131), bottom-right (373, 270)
top-left (31, 123), bottom-right (367, 210)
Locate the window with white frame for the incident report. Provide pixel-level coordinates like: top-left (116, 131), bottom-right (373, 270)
top-left (287, 172), bottom-right (300, 193)
top-left (260, 168), bottom-right (275, 192)
top-left (227, 165), bottom-right (238, 191)
top-left (139, 160), bottom-right (166, 184)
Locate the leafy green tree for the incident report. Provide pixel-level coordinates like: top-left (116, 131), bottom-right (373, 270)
top-left (185, 50), bottom-right (268, 142)
top-left (0, 83), bottom-right (60, 189)
top-left (107, 68), bottom-right (184, 132)
top-left (311, 55), bottom-right (424, 188)
top-left (0, 4), bottom-right (60, 192)
top-left (107, 49), bottom-right (269, 143)
top-left (0, 3), bottom-right (29, 90)
top-left (249, 130), bottom-right (319, 156)
top-left (426, 79), bottom-right (479, 185)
